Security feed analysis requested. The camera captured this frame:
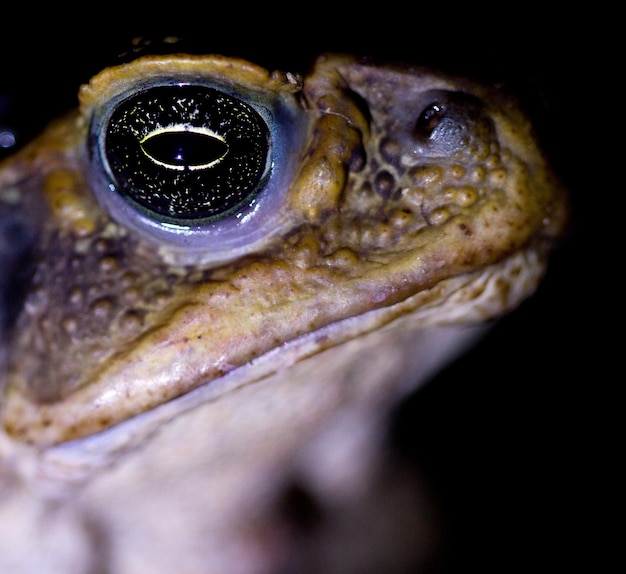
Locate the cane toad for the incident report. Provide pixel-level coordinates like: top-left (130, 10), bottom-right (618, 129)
top-left (0, 49), bottom-right (568, 573)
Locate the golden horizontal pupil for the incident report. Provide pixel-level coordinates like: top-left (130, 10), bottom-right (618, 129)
top-left (140, 127), bottom-right (228, 171)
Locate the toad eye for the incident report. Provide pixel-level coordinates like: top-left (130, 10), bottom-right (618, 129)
top-left (87, 79), bottom-right (305, 264)
top-left (103, 86), bottom-right (270, 222)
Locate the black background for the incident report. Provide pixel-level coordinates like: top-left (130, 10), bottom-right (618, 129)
top-left (1, 7), bottom-right (605, 573)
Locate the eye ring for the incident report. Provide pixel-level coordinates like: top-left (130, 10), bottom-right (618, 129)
top-left (86, 75), bottom-right (306, 264)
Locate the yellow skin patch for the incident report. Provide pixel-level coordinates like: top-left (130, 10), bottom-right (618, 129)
top-left (0, 53), bottom-right (568, 446)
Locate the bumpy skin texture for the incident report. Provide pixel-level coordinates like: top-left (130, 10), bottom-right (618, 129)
top-left (0, 53), bottom-right (568, 573)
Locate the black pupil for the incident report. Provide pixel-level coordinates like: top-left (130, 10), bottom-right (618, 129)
top-left (104, 85), bottom-right (270, 222)
top-left (141, 131), bottom-right (228, 167)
